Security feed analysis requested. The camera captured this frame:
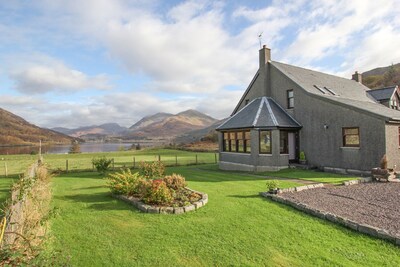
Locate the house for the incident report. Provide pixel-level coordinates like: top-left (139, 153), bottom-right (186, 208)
top-left (216, 46), bottom-right (400, 173)
top-left (367, 85), bottom-right (400, 110)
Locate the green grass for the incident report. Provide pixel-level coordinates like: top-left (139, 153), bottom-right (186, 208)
top-left (41, 164), bottom-right (400, 266)
top-left (260, 168), bottom-right (360, 184)
top-left (0, 176), bottom-right (15, 205)
top-left (0, 149), bottom-right (218, 176)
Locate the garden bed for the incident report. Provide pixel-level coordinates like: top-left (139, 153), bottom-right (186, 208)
top-left (262, 181), bottom-right (400, 245)
top-left (113, 188), bottom-right (208, 214)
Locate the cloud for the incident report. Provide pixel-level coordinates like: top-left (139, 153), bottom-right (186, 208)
top-left (8, 55), bottom-right (111, 94)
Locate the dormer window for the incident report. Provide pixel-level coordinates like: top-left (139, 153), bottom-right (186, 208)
top-left (287, 90), bottom-right (294, 109)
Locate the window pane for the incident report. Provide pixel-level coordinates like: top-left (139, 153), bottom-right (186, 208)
top-left (244, 131), bottom-right (251, 140)
top-left (238, 140), bottom-right (244, 152)
top-left (237, 132), bottom-right (243, 139)
top-left (289, 98), bottom-right (294, 108)
top-left (344, 128), bottom-right (358, 135)
top-left (223, 140), bottom-right (229, 151)
top-left (244, 140), bottom-right (251, 153)
top-left (231, 140), bottom-right (237, 152)
top-left (288, 90), bottom-right (293, 97)
top-left (260, 131), bottom-right (271, 154)
top-left (280, 131), bottom-right (288, 154)
top-left (223, 132), bottom-right (228, 139)
top-left (345, 135), bottom-right (359, 145)
top-left (229, 132), bottom-right (235, 140)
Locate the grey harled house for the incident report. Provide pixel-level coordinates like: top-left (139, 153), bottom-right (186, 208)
top-left (216, 46), bottom-right (400, 172)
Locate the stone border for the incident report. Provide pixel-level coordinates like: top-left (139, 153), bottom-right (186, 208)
top-left (260, 180), bottom-right (400, 246)
top-left (113, 188), bottom-right (208, 214)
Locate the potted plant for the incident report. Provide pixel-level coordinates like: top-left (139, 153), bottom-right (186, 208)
top-left (266, 180), bottom-right (280, 194)
top-left (299, 151), bottom-right (307, 165)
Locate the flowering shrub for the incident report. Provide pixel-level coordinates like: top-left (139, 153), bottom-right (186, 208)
top-left (106, 165), bottom-right (202, 207)
top-left (105, 169), bottom-right (142, 196)
top-left (139, 161), bottom-right (165, 179)
top-left (163, 173), bottom-right (187, 191)
top-left (142, 179), bottom-right (173, 205)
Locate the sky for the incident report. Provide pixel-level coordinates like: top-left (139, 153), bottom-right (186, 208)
top-left (1, 0), bottom-right (400, 129)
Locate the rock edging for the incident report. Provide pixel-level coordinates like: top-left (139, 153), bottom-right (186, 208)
top-left (112, 188), bottom-right (208, 214)
top-left (260, 180), bottom-right (400, 246)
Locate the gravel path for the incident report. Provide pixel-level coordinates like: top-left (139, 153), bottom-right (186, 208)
top-left (281, 182), bottom-right (400, 237)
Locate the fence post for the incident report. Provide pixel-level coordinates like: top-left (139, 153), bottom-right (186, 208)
top-left (195, 154), bottom-right (198, 165)
top-left (215, 153), bottom-right (217, 164)
top-left (158, 155), bottom-right (161, 162)
top-left (112, 158), bottom-right (115, 170)
top-left (4, 162), bottom-right (7, 177)
top-left (175, 155), bottom-right (178, 166)
top-left (133, 157), bottom-right (136, 168)
top-left (92, 162), bottom-right (95, 172)
top-left (66, 159), bottom-right (68, 173)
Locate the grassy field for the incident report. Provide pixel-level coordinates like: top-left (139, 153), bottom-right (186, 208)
top-left (0, 176), bottom-right (15, 207)
top-left (0, 149), bottom-right (218, 177)
top-left (40, 164), bottom-right (400, 266)
top-left (260, 168), bottom-right (360, 184)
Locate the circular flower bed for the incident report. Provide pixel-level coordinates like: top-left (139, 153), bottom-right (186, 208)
top-left (105, 162), bottom-right (208, 214)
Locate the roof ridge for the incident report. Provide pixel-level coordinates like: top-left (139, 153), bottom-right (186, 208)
top-left (252, 97), bottom-right (266, 126)
top-left (264, 97), bottom-right (278, 126)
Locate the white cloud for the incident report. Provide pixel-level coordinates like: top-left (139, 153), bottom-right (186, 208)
top-left (8, 55), bottom-right (111, 94)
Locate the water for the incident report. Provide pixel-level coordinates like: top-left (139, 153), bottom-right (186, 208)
top-left (0, 143), bottom-right (135, 155)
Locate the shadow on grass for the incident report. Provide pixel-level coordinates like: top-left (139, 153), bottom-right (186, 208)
top-left (55, 192), bottom-right (135, 211)
top-left (227, 194), bottom-right (261, 199)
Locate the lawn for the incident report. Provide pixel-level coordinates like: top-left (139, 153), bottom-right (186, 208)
top-left (0, 149), bottom-right (217, 176)
top-left (41, 164), bottom-right (400, 266)
top-left (260, 168), bottom-right (360, 184)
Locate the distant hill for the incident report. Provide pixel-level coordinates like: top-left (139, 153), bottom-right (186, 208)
top-left (362, 63), bottom-right (400, 89)
top-left (52, 123), bottom-right (128, 139)
top-left (126, 109), bottom-right (218, 140)
top-left (174, 119), bottom-right (225, 144)
top-left (0, 107), bottom-right (75, 145)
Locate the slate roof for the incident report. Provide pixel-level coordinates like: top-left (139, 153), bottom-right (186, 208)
top-left (367, 86), bottom-right (397, 101)
top-left (217, 97), bottom-right (302, 130)
top-left (271, 61), bottom-right (400, 122)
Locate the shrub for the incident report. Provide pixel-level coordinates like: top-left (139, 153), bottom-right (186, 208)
top-left (105, 169), bottom-right (142, 196)
top-left (139, 161), bottom-right (165, 179)
top-left (142, 179), bottom-right (173, 205)
top-left (92, 156), bottom-right (113, 174)
top-left (266, 180), bottom-right (279, 191)
top-left (163, 173), bottom-right (187, 191)
top-left (299, 151), bottom-right (306, 161)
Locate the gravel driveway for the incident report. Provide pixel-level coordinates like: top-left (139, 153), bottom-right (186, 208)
top-left (281, 182), bottom-right (400, 238)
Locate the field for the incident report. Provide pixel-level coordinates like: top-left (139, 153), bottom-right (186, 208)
top-left (39, 164), bottom-right (400, 266)
top-left (0, 149), bottom-right (218, 176)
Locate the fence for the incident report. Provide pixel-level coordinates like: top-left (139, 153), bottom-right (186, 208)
top-left (1, 161), bottom-right (39, 247)
top-left (56, 153), bottom-right (219, 173)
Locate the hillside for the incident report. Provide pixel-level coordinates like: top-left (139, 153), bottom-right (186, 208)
top-left (0, 107), bottom-right (75, 145)
top-left (174, 119), bottom-right (225, 144)
top-left (362, 63), bottom-right (400, 89)
top-left (53, 123), bottom-right (128, 139)
top-left (126, 109), bottom-right (218, 140)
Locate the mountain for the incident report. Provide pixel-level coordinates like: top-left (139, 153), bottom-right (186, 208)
top-left (0, 107), bottom-right (75, 145)
top-left (52, 123), bottom-right (128, 139)
top-left (126, 109), bottom-right (218, 140)
top-left (174, 119), bottom-right (225, 144)
top-left (362, 63), bottom-right (400, 89)
top-left (129, 112), bottom-right (172, 131)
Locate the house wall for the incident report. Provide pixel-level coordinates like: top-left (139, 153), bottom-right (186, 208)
top-left (234, 70), bottom-right (268, 114)
top-left (269, 65), bottom-right (386, 171)
top-left (385, 124), bottom-right (400, 169)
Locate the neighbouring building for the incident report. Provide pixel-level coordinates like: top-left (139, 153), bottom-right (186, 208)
top-left (367, 85), bottom-right (400, 110)
top-left (216, 46), bottom-right (400, 173)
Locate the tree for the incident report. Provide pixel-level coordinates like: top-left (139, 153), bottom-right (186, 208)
top-left (69, 141), bottom-right (81, 154)
top-left (384, 64), bottom-right (396, 86)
